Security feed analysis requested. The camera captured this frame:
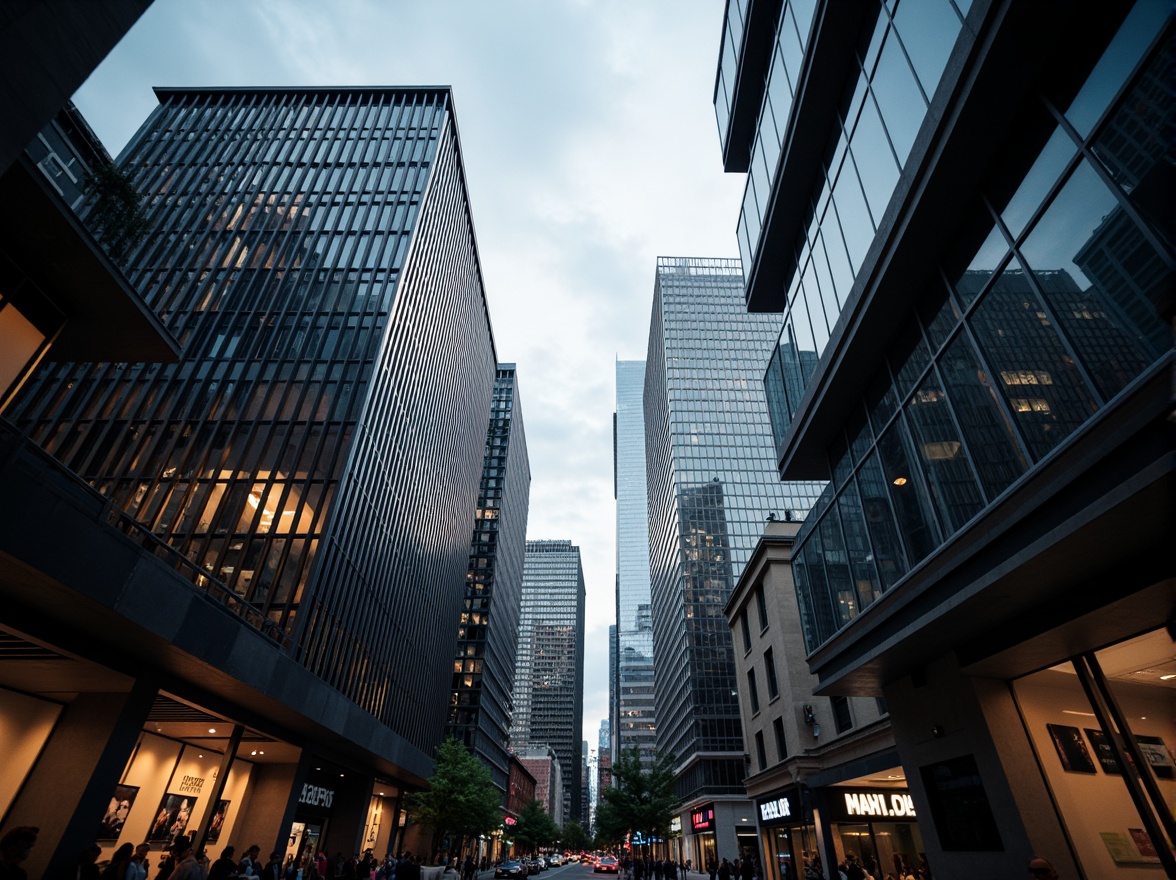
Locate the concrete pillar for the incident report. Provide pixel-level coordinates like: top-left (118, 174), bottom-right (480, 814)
top-left (3, 679), bottom-right (157, 880)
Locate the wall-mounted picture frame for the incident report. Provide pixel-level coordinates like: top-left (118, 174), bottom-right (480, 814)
top-left (1084, 728), bottom-right (1125, 775)
top-left (147, 794), bottom-right (198, 844)
top-left (97, 784), bottom-right (140, 842)
top-left (1047, 724), bottom-right (1096, 773)
top-left (206, 799), bottom-right (231, 843)
top-left (1135, 735), bottom-right (1175, 779)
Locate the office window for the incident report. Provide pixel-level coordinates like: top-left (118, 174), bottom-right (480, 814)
top-left (755, 730), bottom-right (767, 771)
top-left (764, 647), bottom-right (779, 699)
top-left (773, 716), bottom-right (787, 762)
top-left (748, 668), bottom-right (761, 714)
top-left (832, 696), bottom-right (853, 733)
top-left (756, 583), bottom-right (769, 630)
top-left (741, 610), bottom-right (752, 652)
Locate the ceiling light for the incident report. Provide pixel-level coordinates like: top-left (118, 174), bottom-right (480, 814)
top-left (892, 477), bottom-right (908, 486)
top-left (198, 754), bottom-right (203, 758)
top-left (209, 728), bottom-right (217, 734)
top-left (251, 751), bottom-right (257, 756)
top-left (340, 773), bottom-right (345, 777)
top-left (1161, 674), bottom-right (1176, 681)
top-left (1062, 710), bottom-right (1096, 717)
top-left (259, 751), bottom-right (264, 755)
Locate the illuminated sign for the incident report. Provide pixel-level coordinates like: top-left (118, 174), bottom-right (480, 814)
top-left (691, 805), bottom-right (715, 831)
top-left (831, 789), bottom-right (915, 821)
top-left (299, 784), bottom-right (335, 809)
top-left (759, 797), bottom-right (791, 822)
top-left (670, 817), bottom-right (682, 834)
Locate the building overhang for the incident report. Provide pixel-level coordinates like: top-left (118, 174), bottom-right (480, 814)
top-left (716, 0), bottom-right (784, 173)
top-left (0, 422), bottom-right (432, 787)
top-left (805, 363), bottom-right (1175, 695)
top-left (0, 156), bottom-right (179, 363)
top-left (775, 0), bottom-right (1137, 477)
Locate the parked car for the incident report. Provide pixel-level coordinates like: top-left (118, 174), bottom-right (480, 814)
top-left (547, 856), bottom-right (562, 867)
top-left (534, 858), bottom-right (548, 872)
top-left (495, 862), bottom-right (525, 879)
top-left (593, 858), bottom-right (619, 874)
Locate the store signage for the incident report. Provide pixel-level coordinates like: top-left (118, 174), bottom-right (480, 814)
top-left (504, 816), bottom-right (516, 826)
top-left (691, 805), bottom-right (715, 831)
top-left (177, 775), bottom-right (205, 794)
top-left (837, 790), bottom-right (915, 820)
top-left (299, 784), bottom-right (335, 808)
top-left (670, 817), bottom-right (682, 834)
top-left (759, 797), bottom-right (791, 822)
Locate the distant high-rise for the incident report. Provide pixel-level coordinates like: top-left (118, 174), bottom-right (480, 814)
top-left (511, 540), bottom-right (586, 825)
top-left (447, 364), bottom-right (531, 794)
top-left (613, 359), bottom-right (658, 765)
top-left (643, 256), bottom-right (822, 859)
top-left (11, 87), bottom-right (498, 761)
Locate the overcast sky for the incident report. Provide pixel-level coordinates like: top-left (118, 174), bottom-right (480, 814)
top-left (74, 0), bottom-right (746, 753)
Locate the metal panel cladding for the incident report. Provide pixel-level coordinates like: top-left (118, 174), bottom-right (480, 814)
top-left (643, 256), bottom-right (824, 801)
top-left (9, 87), bottom-right (498, 755)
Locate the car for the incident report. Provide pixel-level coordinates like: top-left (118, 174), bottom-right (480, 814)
top-left (495, 862), bottom-right (526, 879)
top-left (526, 859), bottom-right (542, 876)
top-left (547, 856), bottom-right (562, 867)
top-left (534, 858), bottom-right (548, 871)
top-left (593, 858), bottom-right (619, 874)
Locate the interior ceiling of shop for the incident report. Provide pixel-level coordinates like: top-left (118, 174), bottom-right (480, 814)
top-left (1050, 628), bottom-right (1176, 687)
top-left (147, 693), bottom-right (301, 764)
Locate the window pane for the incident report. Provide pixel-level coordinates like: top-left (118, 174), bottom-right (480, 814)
top-left (1019, 159), bottom-right (1169, 400)
top-left (905, 366), bottom-right (985, 533)
top-left (836, 479), bottom-right (883, 612)
top-left (892, 0), bottom-right (962, 99)
top-left (764, 344), bottom-right (791, 444)
top-left (950, 220), bottom-right (1009, 308)
top-left (968, 264), bottom-right (1099, 460)
top-left (831, 155), bottom-right (875, 272)
top-left (918, 277), bottom-right (962, 350)
top-left (877, 418), bottom-right (943, 564)
top-left (871, 29), bottom-right (927, 164)
top-left (819, 509), bottom-right (859, 628)
top-left (1000, 125), bottom-right (1077, 239)
top-left (851, 96), bottom-right (901, 225)
top-left (855, 451), bottom-right (908, 588)
top-left (938, 332), bottom-right (1029, 501)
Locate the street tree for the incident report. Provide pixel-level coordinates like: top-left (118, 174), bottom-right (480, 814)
top-left (599, 748), bottom-right (677, 859)
top-left (561, 820), bottom-right (590, 852)
top-left (406, 737), bottom-right (502, 858)
top-left (511, 798), bottom-right (558, 854)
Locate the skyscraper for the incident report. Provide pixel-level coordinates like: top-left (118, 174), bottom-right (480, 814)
top-left (7, 86), bottom-right (499, 849)
top-left (511, 539), bottom-right (587, 825)
top-left (613, 359), bottom-right (658, 766)
top-left (644, 256), bottom-right (823, 863)
top-left (715, 1), bottom-right (1173, 876)
top-left (447, 364), bottom-right (531, 798)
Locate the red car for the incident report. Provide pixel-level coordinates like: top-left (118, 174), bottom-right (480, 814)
top-left (594, 858), bottom-right (619, 874)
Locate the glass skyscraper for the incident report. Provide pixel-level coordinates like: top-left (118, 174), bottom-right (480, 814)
top-left (613, 359), bottom-right (658, 766)
top-left (643, 257), bottom-right (823, 857)
top-left (10, 86), bottom-right (499, 757)
top-left (447, 363), bottom-right (531, 794)
top-left (715, 1), bottom-right (1173, 875)
top-left (511, 539), bottom-right (587, 825)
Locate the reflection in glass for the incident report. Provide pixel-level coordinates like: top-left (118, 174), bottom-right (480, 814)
top-left (891, 0), bottom-right (962, 99)
top-left (871, 27), bottom-right (927, 164)
top-left (877, 420), bottom-right (942, 565)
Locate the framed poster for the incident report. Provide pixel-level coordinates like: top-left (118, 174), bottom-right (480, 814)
top-left (147, 794), bottom-right (198, 844)
top-left (1135, 735), bottom-right (1175, 779)
top-left (1084, 729), bottom-right (1124, 775)
top-left (97, 784), bottom-right (140, 842)
top-left (206, 799), bottom-right (231, 843)
top-left (1047, 724), bottom-right (1096, 773)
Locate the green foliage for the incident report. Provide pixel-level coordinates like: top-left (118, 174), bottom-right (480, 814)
top-left (406, 738), bottom-right (503, 853)
top-left (83, 161), bottom-right (150, 263)
top-left (561, 820), bottom-right (590, 852)
top-left (598, 748), bottom-right (677, 855)
top-left (510, 798), bottom-right (559, 853)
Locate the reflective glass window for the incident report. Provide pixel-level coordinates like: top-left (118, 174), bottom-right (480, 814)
top-left (799, 262), bottom-right (832, 358)
top-left (801, 524), bottom-right (839, 644)
top-left (851, 95), bottom-right (900, 225)
top-left (865, 365), bottom-right (898, 434)
top-left (1061, 0), bottom-right (1170, 138)
top-left (1000, 125), bottom-right (1077, 239)
top-left (950, 220), bottom-right (1009, 307)
top-left (871, 28), bottom-right (927, 164)
top-left (819, 510), bottom-right (859, 628)
top-left (764, 346), bottom-right (792, 442)
top-left (836, 479), bottom-right (883, 611)
top-left (1019, 159), bottom-right (1169, 400)
top-left (877, 418), bottom-right (942, 564)
top-left (917, 277), bottom-right (962, 351)
top-left (791, 543), bottom-right (820, 647)
top-left (892, 0), bottom-right (962, 100)
top-left (822, 200), bottom-right (857, 303)
top-left (779, 317), bottom-right (815, 418)
top-left (938, 332), bottom-right (1029, 501)
top-left (831, 155), bottom-right (876, 271)
top-left (967, 263), bottom-right (1099, 460)
top-left (854, 451), bottom-right (907, 588)
top-left (905, 366), bottom-right (984, 533)
top-left (889, 320), bottom-right (931, 402)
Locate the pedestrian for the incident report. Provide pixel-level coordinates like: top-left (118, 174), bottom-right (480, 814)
top-left (706, 858), bottom-right (716, 880)
top-left (102, 845), bottom-right (136, 880)
top-left (1027, 859), bottom-right (1057, 880)
top-left (0, 827), bottom-right (38, 880)
top-left (125, 844), bottom-right (152, 880)
top-left (239, 848), bottom-right (262, 879)
top-left (169, 838), bottom-right (208, 880)
top-left (717, 860), bottom-right (730, 880)
top-left (207, 847), bottom-right (236, 880)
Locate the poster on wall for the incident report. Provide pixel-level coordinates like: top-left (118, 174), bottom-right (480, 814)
top-left (1084, 729), bottom-right (1126, 775)
top-left (147, 795), bottom-right (199, 844)
top-left (206, 800), bottom-right (231, 843)
top-left (1047, 724), bottom-right (1096, 773)
top-left (97, 785), bottom-right (140, 842)
top-left (1135, 736), bottom-right (1175, 779)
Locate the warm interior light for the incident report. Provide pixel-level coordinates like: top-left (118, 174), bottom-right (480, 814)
top-left (892, 476), bottom-right (908, 486)
top-left (251, 750), bottom-right (257, 756)
top-left (1062, 710), bottom-right (1096, 717)
top-left (209, 728), bottom-right (217, 734)
top-left (1161, 674), bottom-right (1176, 681)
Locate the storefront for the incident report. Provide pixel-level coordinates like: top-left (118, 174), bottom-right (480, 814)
top-left (755, 787), bottom-right (818, 880)
top-left (822, 785), bottom-right (924, 879)
top-left (690, 804), bottom-right (716, 867)
top-left (1008, 628), bottom-right (1175, 876)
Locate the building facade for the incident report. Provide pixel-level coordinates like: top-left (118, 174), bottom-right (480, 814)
top-left (725, 522), bottom-right (903, 880)
top-left (716, 1), bottom-right (1173, 877)
top-left (3, 86), bottom-right (499, 875)
top-left (510, 540), bottom-right (587, 825)
top-left (643, 257), bottom-right (824, 865)
top-left (614, 359), bottom-right (659, 766)
top-left (447, 364), bottom-right (532, 799)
